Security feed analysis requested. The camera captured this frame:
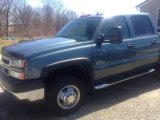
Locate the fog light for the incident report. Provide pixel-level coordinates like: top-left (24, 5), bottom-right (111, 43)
top-left (9, 70), bottom-right (24, 80)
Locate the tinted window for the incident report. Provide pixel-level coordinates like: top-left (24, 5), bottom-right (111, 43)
top-left (131, 16), bottom-right (154, 36)
top-left (101, 16), bottom-right (130, 39)
top-left (101, 20), bottom-right (111, 39)
top-left (112, 16), bottom-right (130, 39)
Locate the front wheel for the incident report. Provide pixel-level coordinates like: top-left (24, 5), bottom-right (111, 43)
top-left (46, 76), bottom-right (86, 116)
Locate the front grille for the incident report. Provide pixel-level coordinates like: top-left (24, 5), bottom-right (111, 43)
top-left (1, 55), bottom-right (11, 76)
top-left (2, 57), bottom-right (10, 65)
top-left (2, 66), bottom-right (9, 75)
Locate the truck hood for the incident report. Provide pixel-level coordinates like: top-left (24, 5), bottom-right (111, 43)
top-left (3, 37), bottom-right (80, 59)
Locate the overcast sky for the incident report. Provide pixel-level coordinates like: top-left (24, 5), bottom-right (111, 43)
top-left (28, 0), bottom-right (145, 15)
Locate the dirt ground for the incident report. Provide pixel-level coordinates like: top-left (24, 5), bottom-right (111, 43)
top-left (0, 72), bottom-right (160, 120)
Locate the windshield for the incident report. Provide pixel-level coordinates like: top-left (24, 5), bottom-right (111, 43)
top-left (56, 17), bottom-right (101, 41)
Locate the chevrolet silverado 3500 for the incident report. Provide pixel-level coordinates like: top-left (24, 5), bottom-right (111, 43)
top-left (0, 13), bottom-right (160, 115)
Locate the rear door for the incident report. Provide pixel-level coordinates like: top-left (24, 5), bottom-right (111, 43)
top-left (131, 15), bottom-right (160, 69)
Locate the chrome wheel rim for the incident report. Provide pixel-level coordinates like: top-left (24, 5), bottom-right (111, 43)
top-left (57, 85), bottom-right (80, 109)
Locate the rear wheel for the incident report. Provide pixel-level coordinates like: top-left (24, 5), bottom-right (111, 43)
top-left (46, 76), bottom-right (86, 116)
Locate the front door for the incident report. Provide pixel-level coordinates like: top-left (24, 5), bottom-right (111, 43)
top-left (93, 16), bottom-right (136, 80)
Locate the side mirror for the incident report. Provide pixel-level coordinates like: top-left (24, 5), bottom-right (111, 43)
top-left (96, 34), bottom-right (104, 44)
top-left (109, 27), bottom-right (122, 44)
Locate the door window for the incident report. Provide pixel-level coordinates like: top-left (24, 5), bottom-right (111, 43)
top-left (131, 15), bottom-right (154, 36)
top-left (101, 16), bottom-right (130, 39)
top-left (157, 9), bottom-right (160, 27)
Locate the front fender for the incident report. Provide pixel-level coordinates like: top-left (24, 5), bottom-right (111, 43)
top-left (41, 57), bottom-right (92, 77)
top-left (41, 57), bottom-right (95, 92)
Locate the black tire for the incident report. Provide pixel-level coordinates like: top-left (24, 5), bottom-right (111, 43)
top-left (46, 76), bottom-right (86, 116)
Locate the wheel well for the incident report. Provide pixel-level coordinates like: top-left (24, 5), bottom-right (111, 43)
top-left (44, 65), bottom-right (93, 97)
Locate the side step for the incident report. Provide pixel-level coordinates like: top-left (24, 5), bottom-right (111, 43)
top-left (95, 69), bottom-right (155, 90)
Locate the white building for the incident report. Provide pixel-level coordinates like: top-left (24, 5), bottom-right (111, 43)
top-left (136, 0), bottom-right (160, 30)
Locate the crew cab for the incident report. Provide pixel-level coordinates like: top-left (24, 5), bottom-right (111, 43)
top-left (0, 13), bottom-right (160, 116)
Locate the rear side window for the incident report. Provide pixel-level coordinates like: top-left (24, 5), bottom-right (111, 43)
top-left (131, 16), bottom-right (154, 36)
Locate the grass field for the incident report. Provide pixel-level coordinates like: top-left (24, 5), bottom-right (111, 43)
top-left (0, 40), bottom-right (16, 52)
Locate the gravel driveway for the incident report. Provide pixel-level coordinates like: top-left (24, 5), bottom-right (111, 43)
top-left (0, 72), bottom-right (160, 120)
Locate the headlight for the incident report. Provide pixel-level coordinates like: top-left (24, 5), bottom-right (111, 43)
top-left (9, 59), bottom-right (25, 80)
top-left (10, 60), bottom-right (25, 68)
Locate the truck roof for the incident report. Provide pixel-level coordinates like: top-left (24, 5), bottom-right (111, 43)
top-left (78, 12), bottom-right (150, 19)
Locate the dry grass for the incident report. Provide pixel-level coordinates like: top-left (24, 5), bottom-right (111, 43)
top-left (0, 40), bottom-right (17, 51)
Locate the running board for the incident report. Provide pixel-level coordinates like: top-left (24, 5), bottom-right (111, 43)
top-left (95, 69), bottom-right (155, 90)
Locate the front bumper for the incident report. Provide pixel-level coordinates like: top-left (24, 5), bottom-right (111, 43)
top-left (1, 84), bottom-right (44, 101)
top-left (0, 66), bottom-right (44, 101)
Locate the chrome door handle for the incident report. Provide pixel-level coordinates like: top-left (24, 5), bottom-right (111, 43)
top-left (128, 43), bottom-right (134, 48)
top-left (151, 40), bottom-right (156, 44)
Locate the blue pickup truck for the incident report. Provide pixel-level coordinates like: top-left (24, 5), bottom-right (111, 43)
top-left (0, 13), bottom-right (160, 115)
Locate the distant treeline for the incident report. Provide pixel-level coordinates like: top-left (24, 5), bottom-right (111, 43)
top-left (0, 0), bottom-right (77, 37)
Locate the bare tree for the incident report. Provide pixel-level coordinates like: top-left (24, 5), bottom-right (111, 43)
top-left (41, 0), bottom-right (77, 32)
top-left (52, 0), bottom-right (65, 31)
top-left (56, 9), bottom-right (78, 30)
top-left (0, 0), bottom-right (6, 20)
top-left (0, 0), bottom-right (78, 37)
top-left (4, 0), bottom-right (13, 37)
top-left (31, 8), bottom-right (44, 36)
top-left (0, 0), bottom-right (7, 35)
top-left (13, 0), bottom-right (34, 37)
top-left (42, 5), bottom-right (55, 35)
top-left (66, 10), bottom-right (78, 20)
